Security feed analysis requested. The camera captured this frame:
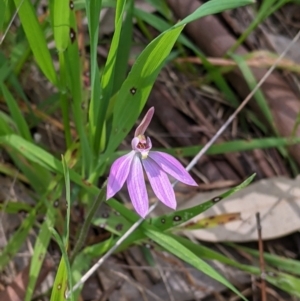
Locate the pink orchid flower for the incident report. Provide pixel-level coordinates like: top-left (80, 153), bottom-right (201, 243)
top-left (106, 107), bottom-right (197, 218)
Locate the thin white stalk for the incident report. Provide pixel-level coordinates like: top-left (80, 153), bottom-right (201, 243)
top-left (0, 0), bottom-right (25, 45)
top-left (68, 29), bottom-right (300, 298)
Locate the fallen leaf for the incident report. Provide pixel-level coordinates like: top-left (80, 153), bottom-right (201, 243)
top-left (176, 176), bottom-right (300, 242)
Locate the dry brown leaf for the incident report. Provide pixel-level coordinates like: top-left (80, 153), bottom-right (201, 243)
top-left (176, 177), bottom-right (300, 242)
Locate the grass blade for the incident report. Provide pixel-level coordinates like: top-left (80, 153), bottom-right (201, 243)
top-left (0, 82), bottom-right (32, 141)
top-left (25, 200), bottom-right (57, 301)
top-left (52, 0), bottom-right (70, 52)
top-left (13, 0), bottom-right (57, 84)
top-left (92, 0), bottom-right (126, 154)
top-left (86, 0), bottom-right (102, 151)
top-left (0, 0), bottom-right (8, 33)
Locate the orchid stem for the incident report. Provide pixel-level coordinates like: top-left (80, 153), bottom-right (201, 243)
top-left (70, 181), bottom-right (107, 263)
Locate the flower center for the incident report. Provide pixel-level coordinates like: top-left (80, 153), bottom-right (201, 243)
top-left (137, 135), bottom-right (150, 159)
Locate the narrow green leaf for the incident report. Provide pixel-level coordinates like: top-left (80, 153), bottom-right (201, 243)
top-left (229, 0), bottom-right (284, 53)
top-left (66, 10), bottom-right (93, 174)
top-left (92, 0), bottom-right (127, 154)
top-left (230, 54), bottom-right (275, 129)
top-left (151, 137), bottom-right (300, 158)
top-left (229, 244), bottom-right (300, 276)
top-left (174, 235), bottom-right (259, 274)
top-left (25, 203), bottom-right (56, 301)
top-left (58, 48), bottom-right (72, 147)
top-left (0, 111), bottom-right (16, 135)
top-left (0, 83), bottom-right (32, 141)
top-left (86, 0), bottom-right (102, 150)
top-left (144, 0), bottom-right (171, 17)
top-left (112, 0), bottom-right (133, 93)
top-left (13, 0), bottom-right (56, 84)
top-left (50, 254), bottom-right (69, 301)
top-left (62, 156), bottom-right (71, 247)
top-left (177, 236), bottom-right (300, 298)
top-left (52, 0), bottom-right (70, 52)
top-left (0, 201), bottom-right (32, 214)
top-left (50, 228), bottom-right (74, 301)
top-left (7, 149), bottom-right (51, 194)
top-left (115, 0), bottom-right (126, 24)
top-left (0, 0), bottom-right (8, 32)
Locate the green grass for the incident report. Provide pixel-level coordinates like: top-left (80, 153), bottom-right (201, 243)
top-left (0, 0), bottom-right (300, 300)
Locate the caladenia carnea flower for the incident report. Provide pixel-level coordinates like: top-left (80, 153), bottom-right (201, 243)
top-left (106, 107), bottom-right (198, 218)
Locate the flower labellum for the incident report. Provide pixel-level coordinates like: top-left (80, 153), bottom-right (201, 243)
top-left (106, 107), bottom-right (198, 218)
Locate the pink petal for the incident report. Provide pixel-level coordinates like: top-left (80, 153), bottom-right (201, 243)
top-left (127, 156), bottom-right (149, 218)
top-left (134, 107), bottom-right (155, 137)
top-left (142, 158), bottom-right (176, 210)
top-left (148, 151), bottom-right (197, 186)
top-left (107, 151), bottom-right (135, 199)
